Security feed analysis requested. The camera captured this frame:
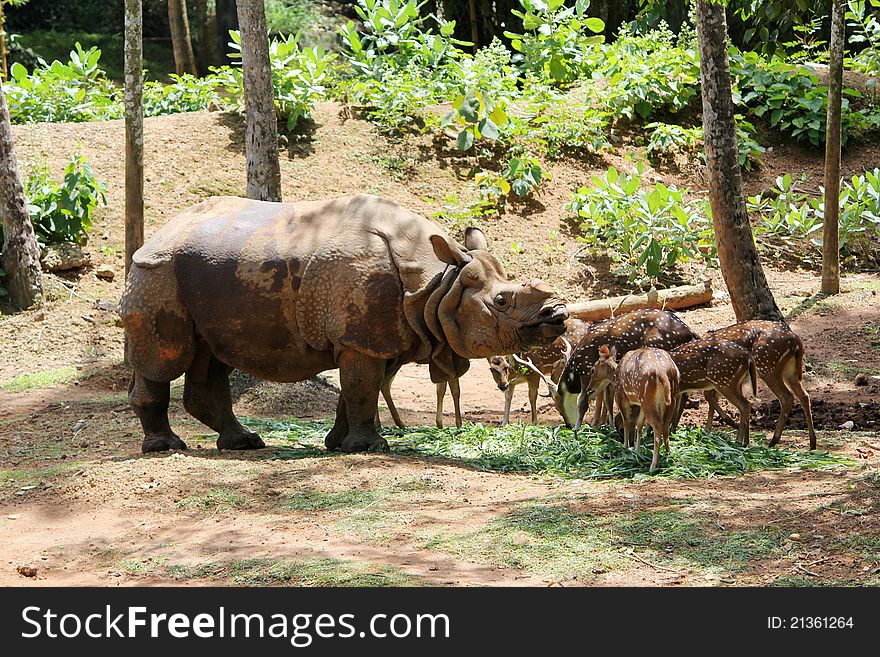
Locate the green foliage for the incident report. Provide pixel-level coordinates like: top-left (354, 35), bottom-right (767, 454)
top-left (645, 121), bottom-right (702, 164)
top-left (732, 0), bottom-right (826, 57)
top-left (749, 169), bottom-right (880, 266)
top-left (502, 153), bottom-right (545, 197)
top-left (503, 0), bottom-right (605, 85)
top-left (5, 43), bottom-right (122, 123)
top-left (440, 87), bottom-right (507, 151)
top-left (567, 164), bottom-right (716, 283)
top-left (143, 73), bottom-right (225, 117)
top-left (222, 31), bottom-right (337, 131)
top-left (24, 156), bottom-right (107, 247)
top-left (597, 25), bottom-right (699, 122)
top-left (847, 0), bottom-right (880, 76)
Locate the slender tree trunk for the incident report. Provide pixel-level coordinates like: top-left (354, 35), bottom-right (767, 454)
top-left (193, 0), bottom-right (221, 70)
top-left (168, 0), bottom-right (198, 75)
top-left (695, 0), bottom-right (783, 322)
top-left (216, 0), bottom-right (240, 64)
top-left (236, 0), bottom-right (281, 202)
top-left (0, 3), bottom-right (8, 82)
top-left (467, 0), bottom-right (479, 52)
top-left (822, 0), bottom-right (844, 296)
top-left (125, 0), bottom-right (144, 278)
top-left (0, 84), bottom-right (42, 308)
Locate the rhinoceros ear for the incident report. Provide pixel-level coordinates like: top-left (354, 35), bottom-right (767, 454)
top-left (464, 227), bottom-right (488, 251)
top-left (431, 234), bottom-right (471, 267)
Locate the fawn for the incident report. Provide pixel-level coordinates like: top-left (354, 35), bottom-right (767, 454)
top-left (487, 318), bottom-right (590, 425)
top-left (708, 320), bottom-right (817, 449)
top-left (669, 336), bottom-right (757, 446)
top-left (590, 346), bottom-right (680, 473)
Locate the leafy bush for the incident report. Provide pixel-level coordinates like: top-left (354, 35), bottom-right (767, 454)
top-left (749, 169), bottom-right (880, 266)
top-left (440, 86), bottom-right (507, 151)
top-left (4, 43), bottom-right (122, 123)
top-left (25, 156), bottom-right (107, 246)
top-left (503, 0), bottom-right (605, 85)
top-left (567, 164), bottom-right (715, 283)
top-left (222, 31), bottom-right (336, 131)
top-left (847, 0), bottom-right (880, 76)
top-left (596, 25), bottom-right (700, 122)
top-left (144, 73), bottom-right (226, 116)
top-left (645, 116), bottom-right (764, 170)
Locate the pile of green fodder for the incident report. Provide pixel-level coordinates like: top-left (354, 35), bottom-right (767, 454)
top-left (248, 418), bottom-right (853, 481)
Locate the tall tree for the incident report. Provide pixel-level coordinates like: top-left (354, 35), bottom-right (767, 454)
top-left (695, 0), bottom-right (783, 322)
top-left (193, 0), bottom-right (222, 70)
top-left (0, 82), bottom-right (42, 308)
top-left (236, 0), bottom-right (281, 202)
top-left (822, 0), bottom-right (845, 295)
top-left (125, 0), bottom-right (144, 277)
top-left (216, 0), bottom-right (240, 64)
top-left (168, 0), bottom-right (198, 75)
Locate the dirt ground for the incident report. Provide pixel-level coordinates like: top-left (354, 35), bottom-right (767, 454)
top-left (1, 107), bottom-right (879, 587)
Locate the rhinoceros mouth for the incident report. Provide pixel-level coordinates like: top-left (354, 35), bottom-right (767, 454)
top-left (525, 304), bottom-right (568, 328)
top-left (519, 303), bottom-right (568, 348)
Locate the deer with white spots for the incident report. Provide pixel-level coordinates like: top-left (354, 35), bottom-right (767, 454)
top-left (380, 369), bottom-right (462, 430)
top-left (706, 320), bottom-right (817, 449)
top-left (590, 346), bottom-right (681, 473)
top-left (669, 336), bottom-right (757, 446)
top-left (550, 309), bottom-right (700, 430)
top-left (487, 318), bottom-right (590, 425)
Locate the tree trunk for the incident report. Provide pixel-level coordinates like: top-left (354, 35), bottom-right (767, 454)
top-left (0, 83), bottom-right (42, 309)
top-left (168, 0), bottom-right (198, 75)
top-left (822, 0), bottom-right (844, 296)
top-left (193, 0), bottom-right (222, 70)
top-left (236, 0), bottom-right (281, 202)
top-left (695, 0), bottom-right (783, 322)
top-left (216, 0), bottom-right (240, 64)
top-left (0, 3), bottom-right (8, 82)
top-left (125, 0), bottom-right (144, 278)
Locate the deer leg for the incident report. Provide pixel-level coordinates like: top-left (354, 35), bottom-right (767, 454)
top-left (449, 377), bottom-right (462, 428)
top-left (716, 385), bottom-right (752, 447)
top-left (649, 419), bottom-right (663, 473)
top-left (528, 377), bottom-right (539, 425)
top-left (435, 381), bottom-right (447, 429)
top-left (783, 363), bottom-right (817, 450)
top-left (502, 385), bottom-right (514, 426)
top-left (763, 373), bottom-right (795, 448)
top-left (706, 390), bottom-right (738, 428)
top-left (380, 373), bottom-right (405, 429)
top-left (592, 390), bottom-right (603, 425)
top-left (604, 387), bottom-right (614, 424)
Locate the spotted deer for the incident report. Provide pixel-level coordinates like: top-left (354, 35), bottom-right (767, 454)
top-left (553, 309), bottom-right (700, 430)
top-left (707, 320), bottom-right (817, 449)
top-left (669, 337), bottom-right (757, 446)
top-left (487, 318), bottom-right (590, 425)
top-left (602, 347), bottom-right (681, 473)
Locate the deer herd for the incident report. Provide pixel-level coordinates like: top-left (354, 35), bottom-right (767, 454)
top-left (385, 309), bottom-right (818, 473)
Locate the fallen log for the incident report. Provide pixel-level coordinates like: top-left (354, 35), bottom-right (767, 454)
top-left (566, 281), bottom-right (714, 322)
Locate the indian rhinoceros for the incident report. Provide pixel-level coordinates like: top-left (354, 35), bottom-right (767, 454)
top-left (120, 194), bottom-right (568, 454)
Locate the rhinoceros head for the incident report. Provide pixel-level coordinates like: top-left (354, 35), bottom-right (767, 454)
top-left (428, 228), bottom-right (568, 359)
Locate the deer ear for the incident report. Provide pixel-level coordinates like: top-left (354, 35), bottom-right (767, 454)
top-left (464, 227), bottom-right (488, 251)
top-left (431, 234), bottom-right (471, 267)
top-left (609, 345), bottom-right (617, 359)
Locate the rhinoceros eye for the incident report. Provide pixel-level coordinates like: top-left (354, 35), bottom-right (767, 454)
top-left (494, 293), bottom-right (509, 308)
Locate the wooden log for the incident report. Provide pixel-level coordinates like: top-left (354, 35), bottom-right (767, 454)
top-left (566, 281), bottom-right (714, 322)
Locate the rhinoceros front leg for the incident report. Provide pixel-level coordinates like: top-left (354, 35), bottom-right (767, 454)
top-left (183, 355), bottom-right (265, 451)
top-left (130, 373), bottom-right (188, 453)
top-left (327, 350), bottom-right (389, 453)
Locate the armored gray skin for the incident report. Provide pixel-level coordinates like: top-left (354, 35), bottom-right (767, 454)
top-left (120, 194), bottom-right (568, 454)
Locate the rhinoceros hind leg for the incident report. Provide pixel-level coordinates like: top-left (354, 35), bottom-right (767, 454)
top-left (330, 350), bottom-right (389, 453)
top-left (130, 373), bottom-right (188, 453)
top-left (183, 355), bottom-right (265, 451)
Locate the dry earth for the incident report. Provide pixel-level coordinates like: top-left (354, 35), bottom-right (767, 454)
top-left (1, 107), bottom-right (879, 587)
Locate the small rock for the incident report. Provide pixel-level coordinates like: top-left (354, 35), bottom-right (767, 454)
top-left (855, 373), bottom-right (869, 386)
top-left (71, 419), bottom-right (87, 433)
top-left (7, 514), bottom-right (21, 520)
top-left (95, 266), bottom-right (115, 281)
top-left (17, 566), bottom-right (37, 578)
top-left (40, 243), bottom-right (89, 272)
top-left (839, 420), bottom-right (855, 430)
top-left (33, 311), bottom-right (45, 322)
top-left (789, 533), bottom-right (802, 541)
top-left (94, 299), bottom-right (119, 313)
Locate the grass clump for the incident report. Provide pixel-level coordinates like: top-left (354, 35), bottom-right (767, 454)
top-left (2, 367), bottom-right (77, 392)
top-left (177, 487), bottom-right (248, 512)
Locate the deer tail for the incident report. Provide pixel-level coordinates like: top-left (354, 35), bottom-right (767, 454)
top-left (749, 356), bottom-right (758, 397)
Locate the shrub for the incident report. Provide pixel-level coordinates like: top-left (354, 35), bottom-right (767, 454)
top-left (144, 73), bottom-right (226, 116)
top-left (567, 164), bottom-right (715, 283)
top-left (4, 43), bottom-right (122, 123)
top-left (503, 0), bottom-right (605, 85)
top-left (25, 156), bottom-right (107, 247)
top-left (645, 116), bottom-right (764, 170)
top-left (749, 169), bottom-right (880, 266)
